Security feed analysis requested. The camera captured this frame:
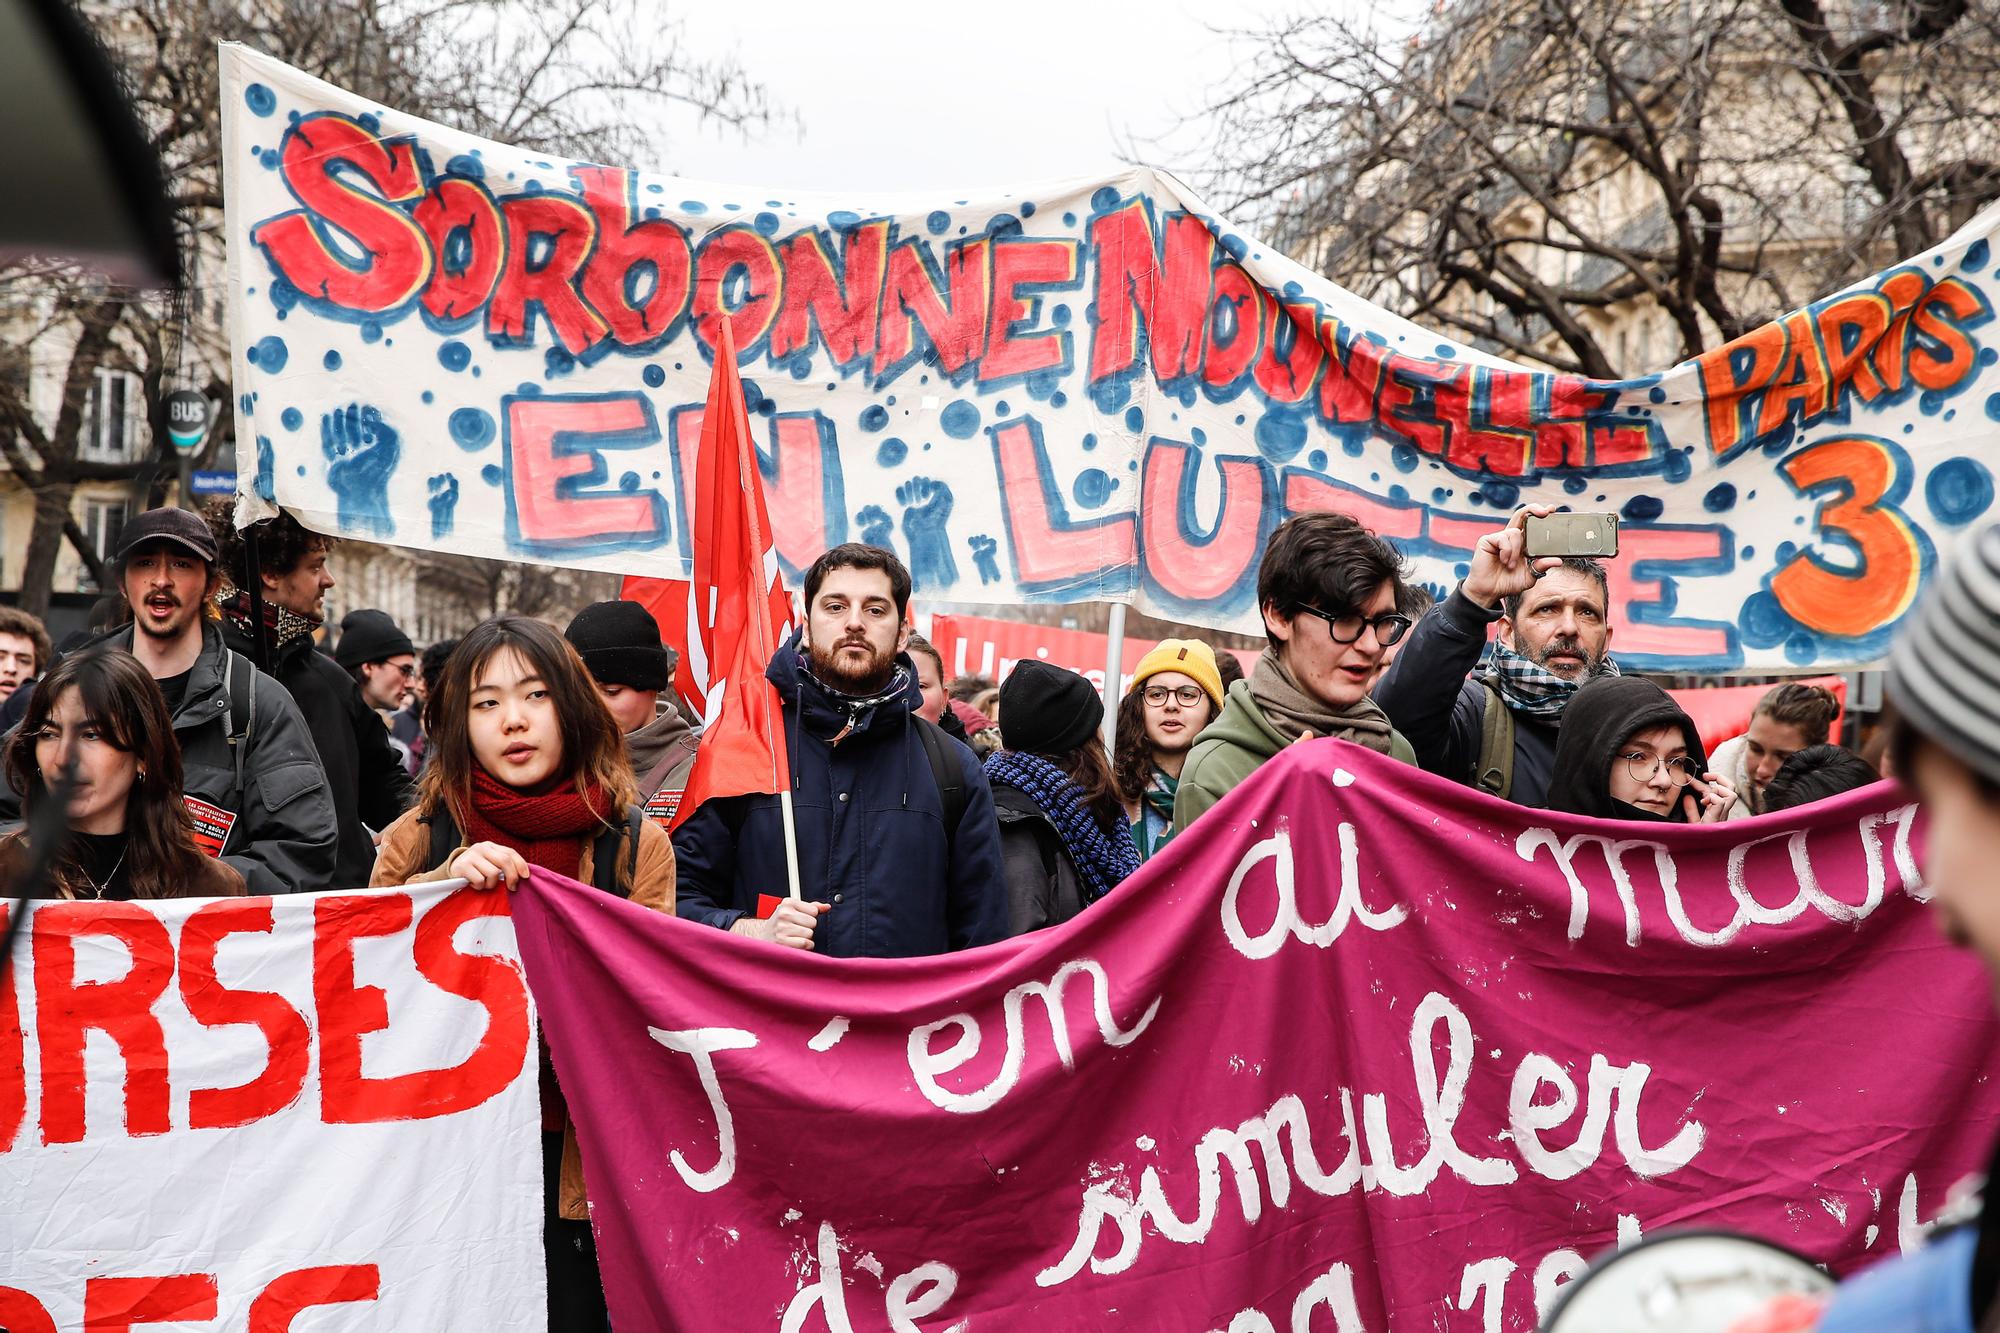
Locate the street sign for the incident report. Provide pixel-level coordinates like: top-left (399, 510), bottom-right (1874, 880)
top-left (165, 389), bottom-right (211, 454)
top-left (189, 470), bottom-right (236, 497)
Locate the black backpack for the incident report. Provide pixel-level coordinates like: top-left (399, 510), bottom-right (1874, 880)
top-left (419, 803), bottom-right (645, 897)
top-left (912, 715), bottom-right (968, 841)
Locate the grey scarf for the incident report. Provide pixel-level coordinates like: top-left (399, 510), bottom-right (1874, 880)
top-left (1248, 648), bottom-right (1398, 755)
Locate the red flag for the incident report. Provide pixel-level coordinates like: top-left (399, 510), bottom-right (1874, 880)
top-left (651, 319), bottom-right (794, 829)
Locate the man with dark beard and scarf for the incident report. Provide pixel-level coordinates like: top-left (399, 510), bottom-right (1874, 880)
top-left (1374, 505), bottom-right (1618, 808)
top-left (673, 544), bottom-right (1007, 959)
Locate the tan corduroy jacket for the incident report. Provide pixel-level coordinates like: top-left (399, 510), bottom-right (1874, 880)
top-left (372, 803), bottom-right (675, 1219)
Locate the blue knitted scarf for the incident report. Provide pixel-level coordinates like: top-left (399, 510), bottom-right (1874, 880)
top-left (984, 749), bottom-right (1140, 905)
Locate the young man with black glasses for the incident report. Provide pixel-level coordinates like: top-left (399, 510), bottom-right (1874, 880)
top-left (1173, 513), bottom-right (1416, 832)
top-left (1374, 504), bottom-right (1618, 808)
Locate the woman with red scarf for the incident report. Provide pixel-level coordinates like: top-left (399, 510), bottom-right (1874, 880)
top-left (372, 613), bottom-right (673, 1333)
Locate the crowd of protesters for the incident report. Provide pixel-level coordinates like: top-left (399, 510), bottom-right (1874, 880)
top-left (0, 498), bottom-right (1902, 1328)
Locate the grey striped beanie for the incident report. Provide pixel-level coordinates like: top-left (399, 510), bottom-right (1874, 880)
top-left (1888, 521), bottom-right (2000, 784)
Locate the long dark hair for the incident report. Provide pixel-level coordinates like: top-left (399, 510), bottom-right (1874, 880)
top-left (1112, 688), bottom-right (1152, 805)
top-left (1049, 736), bottom-right (1125, 833)
top-left (4, 649), bottom-right (212, 899)
top-left (418, 614), bottom-right (636, 823)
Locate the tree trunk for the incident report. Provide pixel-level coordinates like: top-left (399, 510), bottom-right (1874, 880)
top-left (19, 480), bottom-right (76, 618)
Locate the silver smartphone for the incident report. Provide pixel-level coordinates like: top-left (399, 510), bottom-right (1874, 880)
top-left (1524, 512), bottom-right (1620, 559)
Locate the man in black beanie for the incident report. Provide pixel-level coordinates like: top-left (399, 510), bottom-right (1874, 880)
top-left (335, 609), bottom-right (417, 714)
top-left (565, 599), bottom-right (700, 827)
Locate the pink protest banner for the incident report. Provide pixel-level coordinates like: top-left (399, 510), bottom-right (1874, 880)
top-left (512, 745), bottom-right (1999, 1330)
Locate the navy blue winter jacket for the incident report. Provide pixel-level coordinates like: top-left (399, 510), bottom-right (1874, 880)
top-left (672, 638), bottom-right (1009, 958)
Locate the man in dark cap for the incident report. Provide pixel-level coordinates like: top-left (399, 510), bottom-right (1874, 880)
top-left (336, 609), bottom-right (417, 713)
top-left (209, 508), bottom-right (414, 888)
top-left (98, 507), bottom-right (337, 893)
top-left (565, 599), bottom-right (700, 827)
top-left (673, 543), bottom-right (1007, 958)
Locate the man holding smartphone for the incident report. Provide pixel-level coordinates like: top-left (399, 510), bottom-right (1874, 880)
top-left (1373, 505), bottom-right (1619, 807)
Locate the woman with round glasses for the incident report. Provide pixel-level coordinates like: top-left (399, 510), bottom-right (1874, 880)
top-left (1546, 677), bottom-right (1737, 822)
top-left (1113, 639), bottom-right (1226, 860)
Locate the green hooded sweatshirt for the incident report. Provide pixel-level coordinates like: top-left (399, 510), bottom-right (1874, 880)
top-left (1171, 680), bottom-right (1416, 833)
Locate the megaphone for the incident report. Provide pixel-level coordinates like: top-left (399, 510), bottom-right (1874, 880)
top-left (1539, 1230), bottom-right (1833, 1333)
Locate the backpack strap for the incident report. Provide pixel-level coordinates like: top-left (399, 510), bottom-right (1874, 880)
top-left (913, 716), bottom-right (966, 842)
top-left (1474, 681), bottom-right (1515, 801)
top-left (589, 805), bottom-right (645, 899)
top-left (418, 804), bottom-right (459, 876)
top-left (221, 650), bottom-right (256, 818)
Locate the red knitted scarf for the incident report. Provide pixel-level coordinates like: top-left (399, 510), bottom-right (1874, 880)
top-left (459, 768), bottom-right (609, 884)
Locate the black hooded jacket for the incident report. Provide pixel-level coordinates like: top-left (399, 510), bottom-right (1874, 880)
top-left (1546, 676), bottom-right (1708, 822)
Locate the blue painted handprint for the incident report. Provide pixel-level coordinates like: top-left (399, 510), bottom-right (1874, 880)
top-left (968, 533), bottom-right (1001, 586)
top-left (856, 504), bottom-right (895, 549)
top-left (428, 473), bottom-right (460, 539)
top-left (898, 477), bottom-right (957, 590)
top-left (321, 402), bottom-right (401, 537)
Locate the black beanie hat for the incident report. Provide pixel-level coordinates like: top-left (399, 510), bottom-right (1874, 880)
top-left (998, 661), bottom-right (1103, 756)
top-left (565, 600), bottom-right (675, 691)
top-left (333, 609), bottom-right (415, 669)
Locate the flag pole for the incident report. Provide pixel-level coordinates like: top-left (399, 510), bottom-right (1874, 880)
top-left (1102, 601), bottom-right (1127, 752)
top-left (723, 320), bottom-right (803, 903)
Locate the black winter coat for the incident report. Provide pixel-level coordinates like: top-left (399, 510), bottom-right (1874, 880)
top-left (673, 638), bottom-right (1008, 958)
top-left (1373, 588), bottom-right (1560, 807)
top-left (990, 783), bottom-right (1087, 935)
top-left (221, 618), bottom-right (416, 887)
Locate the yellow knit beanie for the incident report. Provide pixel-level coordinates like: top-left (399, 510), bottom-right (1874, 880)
top-left (1127, 638), bottom-right (1225, 712)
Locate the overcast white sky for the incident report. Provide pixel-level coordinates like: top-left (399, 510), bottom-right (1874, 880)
top-left (649, 0), bottom-right (1370, 196)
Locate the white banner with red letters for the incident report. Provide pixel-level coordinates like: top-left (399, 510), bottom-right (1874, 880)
top-left (0, 886), bottom-right (542, 1330)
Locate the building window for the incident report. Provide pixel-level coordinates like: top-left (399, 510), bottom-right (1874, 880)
top-left (78, 498), bottom-right (129, 592)
top-left (79, 368), bottom-right (146, 464)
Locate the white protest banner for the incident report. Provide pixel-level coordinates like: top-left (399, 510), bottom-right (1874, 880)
top-left (0, 886), bottom-right (542, 1329)
top-left (222, 43), bottom-right (2000, 672)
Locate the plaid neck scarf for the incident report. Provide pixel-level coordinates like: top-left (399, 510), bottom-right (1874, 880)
top-left (1480, 641), bottom-right (1620, 721)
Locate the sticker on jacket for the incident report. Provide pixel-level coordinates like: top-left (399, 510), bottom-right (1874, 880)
top-left (644, 785), bottom-right (684, 830)
top-left (183, 795), bottom-right (237, 857)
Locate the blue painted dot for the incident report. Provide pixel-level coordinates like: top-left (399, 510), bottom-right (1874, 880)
top-left (450, 408), bottom-right (496, 450)
top-left (1984, 392), bottom-right (2000, 422)
top-left (1741, 592), bottom-right (1800, 649)
top-left (619, 472), bottom-right (641, 492)
top-left (280, 407), bottom-right (302, 431)
top-left (1480, 480), bottom-right (1519, 508)
top-left (1063, 212), bottom-right (1077, 226)
top-left (1703, 483), bottom-right (1737, 512)
top-left (1968, 239), bottom-right (1991, 273)
top-left (1308, 450), bottom-right (1328, 471)
top-left (1388, 485), bottom-right (1410, 503)
top-left (828, 210), bottom-right (860, 230)
top-left (1073, 468), bottom-right (1113, 508)
top-left (1091, 378), bottom-right (1130, 413)
top-left (545, 347), bottom-right (575, 377)
top-left (247, 336), bottom-right (288, 372)
top-left (1784, 634), bottom-right (1820, 666)
top-left (358, 112), bottom-right (380, 133)
top-left (1091, 186), bottom-right (1120, 213)
top-left (1926, 457), bottom-right (1995, 526)
top-left (1662, 450), bottom-right (1692, 483)
top-left (445, 154), bottom-right (484, 180)
top-left (267, 278), bottom-right (299, 314)
top-left (322, 350), bottom-right (341, 371)
top-left (296, 466), bottom-right (306, 477)
top-left (1021, 201), bottom-right (1038, 217)
top-left (480, 465), bottom-right (503, 486)
top-left (1649, 387), bottom-right (1667, 404)
top-left (926, 210), bottom-right (950, 235)
top-left (1622, 495), bottom-right (1664, 521)
top-left (754, 212), bottom-right (780, 236)
top-left (860, 404), bottom-right (889, 432)
top-left (1432, 488), bottom-right (1454, 505)
top-left (1051, 392), bottom-right (1068, 409)
top-left (360, 321), bottom-right (382, 344)
top-left (1081, 433), bottom-right (1097, 451)
top-left (876, 438), bottom-right (908, 467)
top-left (1776, 541), bottom-right (1799, 564)
top-left (244, 83), bottom-right (276, 116)
top-left (516, 382), bottom-right (543, 397)
top-left (789, 360), bottom-right (811, 380)
top-left (940, 401), bottom-right (980, 439)
top-left (1255, 414), bottom-right (1307, 463)
top-left (1123, 405), bottom-right (1145, 435)
top-left (681, 200), bottom-right (707, 214)
top-left (438, 341), bottom-right (471, 372)
top-left (1391, 446), bottom-right (1419, 475)
top-left (239, 393), bottom-right (254, 415)
top-left (643, 364), bottom-right (665, 388)
top-left (1434, 344), bottom-right (1457, 359)
top-left (421, 391), bottom-right (434, 405)
top-left (1562, 475), bottom-right (1589, 495)
top-left (1741, 546), bottom-right (1756, 560)
top-left (259, 149), bottom-right (280, 170)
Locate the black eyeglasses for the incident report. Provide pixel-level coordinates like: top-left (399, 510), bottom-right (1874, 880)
top-left (1290, 605), bottom-right (1413, 647)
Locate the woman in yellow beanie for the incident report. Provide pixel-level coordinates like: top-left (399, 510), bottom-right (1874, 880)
top-left (1113, 638), bottom-right (1226, 860)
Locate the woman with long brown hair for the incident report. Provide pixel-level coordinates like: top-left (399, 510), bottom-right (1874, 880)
top-left (984, 661), bottom-right (1140, 934)
top-left (0, 648), bottom-right (242, 899)
top-left (371, 613), bottom-right (673, 1333)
